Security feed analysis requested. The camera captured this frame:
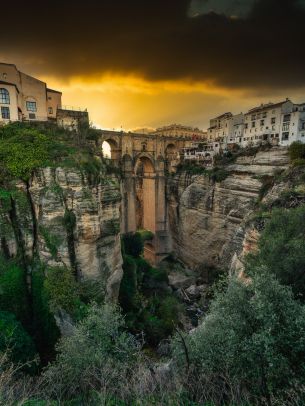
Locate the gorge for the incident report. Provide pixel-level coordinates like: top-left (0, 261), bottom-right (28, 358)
top-left (1, 122), bottom-right (305, 405)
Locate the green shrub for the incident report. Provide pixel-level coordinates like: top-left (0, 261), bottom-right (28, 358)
top-left (81, 157), bottom-right (103, 185)
top-left (141, 295), bottom-right (183, 346)
top-left (0, 129), bottom-right (49, 181)
top-left (289, 141), bottom-right (305, 161)
top-left (172, 271), bottom-right (305, 403)
top-left (257, 175), bottom-right (274, 201)
top-left (0, 258), bottom-right (29, 325)
top-left (176, 162), bottom-right (206, 175)
top-left (246, 205), bottom-right (305, 300)
top-left (206, 167), bottom-right (229, 183)
top-left (137, 229), bottom-right (154, 241)
top-left (119, 256), bottom-right (139, 312)
top-left (44, 267), bottom-right (79, 315)
top-left (122, 232), bottom-right (144, 258)
top-left (39, 226), bottom-right (63, 259)
top-left (292, 158), bottom-right (305, 167)
top-left (31, 269), bottom-right (60, 361)
top-left (0, 311), bottom-right (36, 368)
top-left (41, 304), bottom-right (141, 400)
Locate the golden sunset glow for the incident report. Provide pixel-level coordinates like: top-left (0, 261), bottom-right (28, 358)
top-left (36, 74), bottom-right (305, 131)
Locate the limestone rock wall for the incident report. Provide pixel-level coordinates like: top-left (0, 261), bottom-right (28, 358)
top-left (0, 166), bottom-right (123, 300)
top-left (167, 148), bottom-right (290, 274)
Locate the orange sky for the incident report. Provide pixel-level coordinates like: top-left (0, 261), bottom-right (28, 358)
top-left (2, 0), bottom-right (305, 131)
top-left (40, 74), bottom-right (305, 132)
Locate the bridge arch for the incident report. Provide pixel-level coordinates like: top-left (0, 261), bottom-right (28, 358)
top-left (99, 136), bottom-right (121, 161)
top-left (134, 154), bottom-right (156, 234)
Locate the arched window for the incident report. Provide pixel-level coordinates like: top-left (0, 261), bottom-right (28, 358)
top-left (0, 88), bottom-right (10, 104)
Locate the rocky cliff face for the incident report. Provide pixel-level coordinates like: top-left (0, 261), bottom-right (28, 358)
top-left (0, 166), bottom-right (123, 300)
top-left (167, 148), bottom-right (290, 275)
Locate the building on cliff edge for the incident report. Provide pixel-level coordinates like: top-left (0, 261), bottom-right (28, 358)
top-left (0, 62), bottom-right (89, 130)
top-left (207, 99), bottom-right (305, 149)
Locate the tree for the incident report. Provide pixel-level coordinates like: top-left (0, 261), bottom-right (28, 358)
top-left (122, 232), bottom-right (144, 258)
top-left (247, 205), bottom-right (305, 300)
top-left (172, 271), bottom-right (305, 404)
top-left (41, 303), bottom-right (141, 401)
top-left (289, 141), bottom-right (305, 161)
top-left (0, 311), bottom-right (36, 368)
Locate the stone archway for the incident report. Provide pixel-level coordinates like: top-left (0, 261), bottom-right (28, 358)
top-left (101, 138), bottom-right (120, 161)
top-left (134, 154), bottom-right (156, 233)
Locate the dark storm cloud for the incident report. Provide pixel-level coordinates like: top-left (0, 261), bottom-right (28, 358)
top-left (1, 0), bottom-right (305, 89)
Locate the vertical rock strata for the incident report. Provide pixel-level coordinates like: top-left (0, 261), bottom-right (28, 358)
top-left (167, 148), bottom-right (290, 272)
top-left (0, 167), bottom-right (123, 300)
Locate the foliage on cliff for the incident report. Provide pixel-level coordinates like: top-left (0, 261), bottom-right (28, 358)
top-left (172, 270), bottom-right (305, 404)
top-left (0, 122), bottom-right (114, 185)
top-left (247, 205), bottom-right (305, 300)
top-left (120, 232), bottom-right (183, 347)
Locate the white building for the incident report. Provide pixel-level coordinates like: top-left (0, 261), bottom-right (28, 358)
top-left (207, 112), bottom-right (244, 148)
top-left (0, 62), bottom-right (62, 124)
top-left (243, 99), bottom-right (305, 147)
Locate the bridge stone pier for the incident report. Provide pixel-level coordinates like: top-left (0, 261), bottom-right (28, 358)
top-left (97, 130), bottom-right (192, 264)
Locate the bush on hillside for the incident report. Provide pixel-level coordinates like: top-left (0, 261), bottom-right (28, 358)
top-left (44, 267), bottom-right (81, 316)
top-left (31, 269), bottom-right (60, 362)
top-left (119, 256), bottom-right (139, 312)
top-left (289, 141), bottom-right (305, 161)
top-left (246, 205), bottom-right (305, 300)
top-left (41, 304), bottom-right (141, 401)
top-left (0, 311), bottom-right (36, 369)
top-left (172, 271), bottom-right (305, 404)
top-left (0, 258), bottom-right (29, 325)
top-left (122, 232), bottom-right (144, 258)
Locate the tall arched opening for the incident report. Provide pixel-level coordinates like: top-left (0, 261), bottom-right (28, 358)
top-left (101, 138), bottom-right (120, 161)
top-left (134, 155), bottom-right (156, 233)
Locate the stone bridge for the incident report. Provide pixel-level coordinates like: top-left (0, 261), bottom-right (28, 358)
top-left (97, 130), bottom-right (192, 264)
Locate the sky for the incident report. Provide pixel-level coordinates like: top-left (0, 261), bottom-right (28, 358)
top-left (1, 0), bottom-right (305, 130)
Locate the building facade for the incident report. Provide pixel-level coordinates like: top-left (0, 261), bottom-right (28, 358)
top-left (0, 62), bottom-right (62, 123)
top-left (206, 99), bottom-right (305, 151)
top-left (207, 112), bottom-right (244, 147)
top-left (153, 124), bottom-right (207, 140)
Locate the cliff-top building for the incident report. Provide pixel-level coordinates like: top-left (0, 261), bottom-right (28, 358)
top-left (153, 124), bottom-right (207, 140)
top-left (0, 62), bottom-right (62, 123)
top-left (0, 62), bottom-right (89, 130)
top-left (243, 99), bottom-right (305, 147)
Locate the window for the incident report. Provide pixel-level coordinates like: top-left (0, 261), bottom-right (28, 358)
top-left (271, 117), bottom-right (276, 124)
top-left (252, 121), bottom-right (256, 128)
top-left (26, 101), bottom-right (37, 112)
top-left (260, 120), bottom-right (265, 126)
top-left (48, 107), bottom-right (53, 114)
top-left (282, 132), bottom-right (289, 141)
top-left (251, 114), bottom-right (256, 120)
top-left (263, 112), bottom-right (267, 118)
top-left (0, 88), bottom-right (10, 104)
top-left (245, 123), bottom-right (248, 129)
top-left (282, 123), bottom-right (290, 132)
top-left (283, 114), bottom-right (291, 122)
top-left (1, 106), bottom-right (10, 119)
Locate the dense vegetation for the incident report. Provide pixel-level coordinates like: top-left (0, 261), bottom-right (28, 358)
top-left (1, 126), bottom-right (305, 404)
top-left (0, 122), bottom-right (119, 187)
top-left (1, 200), bottom-right (305, 405)
top-left (120, 232), bottom-right (184, 346)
